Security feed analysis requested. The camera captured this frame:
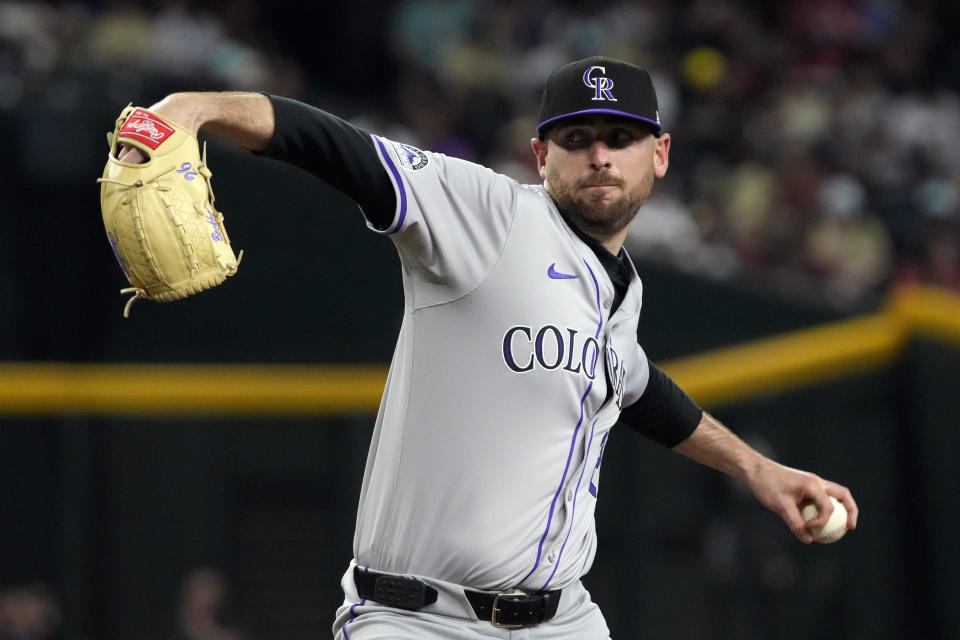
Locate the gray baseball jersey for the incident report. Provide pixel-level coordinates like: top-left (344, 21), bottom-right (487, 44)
top-left (351, 135), bottom-right (652, 593)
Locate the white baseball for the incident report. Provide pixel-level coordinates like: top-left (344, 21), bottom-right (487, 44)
top-left (801, 496), bottom-right (848, 543)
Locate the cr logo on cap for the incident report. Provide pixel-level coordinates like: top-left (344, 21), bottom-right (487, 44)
top-left (583, 66), bottom-right (617, 102)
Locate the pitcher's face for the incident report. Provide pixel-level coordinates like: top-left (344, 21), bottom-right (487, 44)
top-left (532, 116), bottom-right (670, 238)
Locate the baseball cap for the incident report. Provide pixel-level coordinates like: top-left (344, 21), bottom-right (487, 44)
top-left (537, 56), bottom-right (662, 138)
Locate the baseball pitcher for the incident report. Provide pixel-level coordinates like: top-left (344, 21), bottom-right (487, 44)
top-left (102, 57), bottom-right (858, 639)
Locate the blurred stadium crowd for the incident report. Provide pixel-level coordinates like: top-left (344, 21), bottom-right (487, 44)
top-left (2, 0), bottom-right (959, 315)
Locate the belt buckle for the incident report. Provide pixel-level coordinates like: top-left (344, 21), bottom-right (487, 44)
top-left (491, 589), bottom-right (527, 629)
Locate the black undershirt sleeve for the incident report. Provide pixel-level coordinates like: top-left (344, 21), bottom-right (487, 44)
top-left (255, 95), bottom-right (397, 230)
top-left (619, 362), bottom-right (703, 448)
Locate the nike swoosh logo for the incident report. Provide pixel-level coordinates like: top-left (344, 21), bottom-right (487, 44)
top-left (548, 263), bottom-right (579, 279)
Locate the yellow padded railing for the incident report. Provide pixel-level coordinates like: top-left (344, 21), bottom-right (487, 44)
top-left (0, 286), bottom-right (957, 416)
top-left (666, 285), bottom-right (960, 405)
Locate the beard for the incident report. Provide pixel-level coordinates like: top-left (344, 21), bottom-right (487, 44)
top-left (546, 166), bottom-right (655, 238)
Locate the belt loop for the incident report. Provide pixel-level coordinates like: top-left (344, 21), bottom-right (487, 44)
top-left (353, 567), bottom-right (438, 610)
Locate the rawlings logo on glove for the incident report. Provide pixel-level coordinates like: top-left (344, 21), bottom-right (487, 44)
top-left (98, 105), bottom-right (242, 317)
top-left (119, 110), bottom-right (176, 148)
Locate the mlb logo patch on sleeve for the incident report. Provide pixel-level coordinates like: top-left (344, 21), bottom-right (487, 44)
top-left (119, 110), bottom-right (176, 149)
top-left (392, 142), bottom-right (429, 171)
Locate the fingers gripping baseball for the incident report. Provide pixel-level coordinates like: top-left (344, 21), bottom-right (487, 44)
top-left (819, 481), bottom-right (859, 531)
top-left (749, 461), bottom-right (858, 543)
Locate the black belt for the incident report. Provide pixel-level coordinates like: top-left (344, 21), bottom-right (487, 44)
top-left (353, 567), bottom-right (562, 628)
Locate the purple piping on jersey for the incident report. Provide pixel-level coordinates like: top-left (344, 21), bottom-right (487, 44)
top-left (540, 419), bottom-right (597, 591)
top-left (341, 565), bottom-right (370, 639)
top-left (341, 598), bottom-right (366, 640)
top-left (589, 431), bottom-right (610, 497)
top-left (519, 256), bottom-right (606, 587)
top-left (584, 259), bottom-right (604, 340)
top-left (518, 381), bottom-right (592, 587)
top-left (372, 135), bottom-right (407, 233)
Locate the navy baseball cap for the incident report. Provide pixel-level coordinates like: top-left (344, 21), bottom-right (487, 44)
top-left (537, 56), bottom-right (662, 138)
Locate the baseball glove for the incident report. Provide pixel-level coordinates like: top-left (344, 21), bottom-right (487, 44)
top-left (98, 105), bottom-right (242, 317)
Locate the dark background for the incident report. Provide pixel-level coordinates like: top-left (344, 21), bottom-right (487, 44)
top-left (1, 1), bottom-right (959, 639)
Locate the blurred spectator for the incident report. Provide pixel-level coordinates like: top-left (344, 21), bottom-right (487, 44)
top-left (802, 174), bottom-right (894, 302)
top-left (170, 567), bottom-right (247, 640)
top-left (893, 175), bottom-right (960, 291)
top-left (625, 184), bottom-right (740, 280)
top-left (0, 583), bottom-right (60, 640)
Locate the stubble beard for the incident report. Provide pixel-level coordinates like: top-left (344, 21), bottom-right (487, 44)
top-left (546, 167), bottom-right (655, 238)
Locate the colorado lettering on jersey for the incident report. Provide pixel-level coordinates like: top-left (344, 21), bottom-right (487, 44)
top-left (605, 343), bottom-right (627, 408)
top-left (502, 325), bottom-right (601, 379)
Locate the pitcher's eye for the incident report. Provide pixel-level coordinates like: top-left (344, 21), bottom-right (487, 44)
top-left (606, 128), bottom-right (637, 148)
top-left (560, 130), bottom-right (591, 148)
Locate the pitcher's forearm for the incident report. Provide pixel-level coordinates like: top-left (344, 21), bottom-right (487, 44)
top-left (148, 92), bottom-right (275, 151)
top-left (673, 412), bottom-right (765, 483)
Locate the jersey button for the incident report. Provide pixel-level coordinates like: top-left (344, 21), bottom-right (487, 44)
top-left (565, 488), bottom-right (574, 502)
top-left (548, 551), bottom-right (557, 563)
top-left (603, 298), bottom-right (611, 309)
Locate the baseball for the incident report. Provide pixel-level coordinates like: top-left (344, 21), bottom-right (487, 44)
top-left (802, 496), bottom-right (848, 543)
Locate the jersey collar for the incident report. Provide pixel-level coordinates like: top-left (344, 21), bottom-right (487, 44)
top-left (554, 205), bottom-right (637, 316)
